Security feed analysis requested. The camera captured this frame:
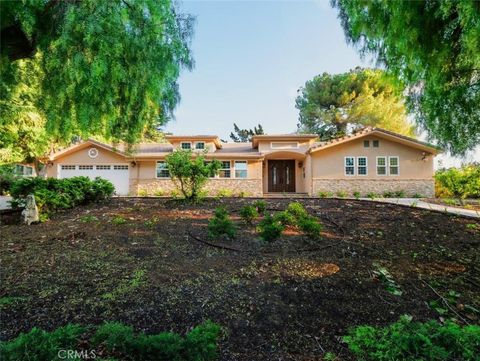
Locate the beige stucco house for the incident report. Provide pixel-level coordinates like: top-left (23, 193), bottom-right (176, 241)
top-left (43, 127), bottom-right (440, 197)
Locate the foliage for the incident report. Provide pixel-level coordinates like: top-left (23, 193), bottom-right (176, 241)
top-left (92, 320), bottom-right (221, 361)
top-left (344, 315), bottom-right (480, 361)
top-left (382, 190), bottom-right (406, 198)
top-left (165, 150), bottom-right (221, 201)
top-left (253, 200), bottom-right (267, 215)
top-left (239, 205), bottom-right (259, 225)
top-left (0, 321), bottom-right (221, 361)
top-left (273, 211), bottom-right (296, 227)
top-left (257, 214), bottom-right (284, 242)
top-left (229, 123), bottom-right (265, 142)
top-left (296, 68), bottom-right (414, 139)
top-left (331, 0), bottom-right (480, 154)
top-left (1, 0), bottom-right (194, 145)
top-left (336, 190), bottom-right (347, 198)
top-left (10, 176), bottom-right (114, 217)
top-left (286, 201), bottom-right (308, 219)
top-left (373, 263), bottom-right (402, 296)
top-left (435, 164), bottom-right (480, 199)
top-left (216, 188), bottom-right (235, 198)
top-left (318, 191), bottom-right (334, 198)
top-left (366, 192), bottom-right (378, 199)
top-left (0, 166), bottom-right (19, 195)
top-left (353, 191), bottom-right (361, 199)
top-left (0, 324), bottom-right (85, 361)
top-left (207, 206), bottom-right (236, 240)
top-left (297, 216), bottom-right (323, 240)
top-left (112, 216), bottom-right (127, 225)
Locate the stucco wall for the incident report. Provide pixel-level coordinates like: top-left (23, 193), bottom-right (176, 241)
top-left (310, 136), bottom-right (434, 180)
top-left (312, 179), bottom-right (435, 197)
top-left (46, 145), bottom-right (128, 178)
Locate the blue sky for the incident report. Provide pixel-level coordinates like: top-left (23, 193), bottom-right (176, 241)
top-left (165, 0), bottom-right (478, 166)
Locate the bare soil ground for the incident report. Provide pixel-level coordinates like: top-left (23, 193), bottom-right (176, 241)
top-left (1, 198), bottom-right (479, 360)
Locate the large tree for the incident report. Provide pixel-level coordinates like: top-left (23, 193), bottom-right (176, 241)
top-left (296, 68), bottom-right (415, 139)
top-left (331, 0), bottom-right (480, 154)
top-left (0, 0), bottom-right (193, 147)
top-left (229, 123), bottom-right (265, 142)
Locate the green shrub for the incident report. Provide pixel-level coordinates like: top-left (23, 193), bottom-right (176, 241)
top-left (1, 321), bottom-right (221, 361)
top-left (384, 190), bottom-right (406, 198)
top-left (0, 324), bottom-right (85, 361)
top-left (273, 210), bottom-right (296, 227)
top-left (412, 193), bottom-right (423, 198)
top-left (353, 191), bottom-right (361, 199)
top-left (138, 189), bottom-right (149, 197)
top-left (239, 205), bottom-right (258, 225)
top-left (154, 189), bottom-right (165, 196)
top-left (344, 315), bottom-right (480, 361)
top-left (112, 216), bottom-right (127, 225)
top-left (366, 192), bottom-right (378, 199)
top-left (257, 214), bottom-right (284, 242)
top-left (92, 320), bottom-right (221, 361)
top-left (297, 215), bottom-right (323, 239)
top-left (286, 201), bottom-right (308, 219)
top-left (336, 190), bottom-right (347, 198)
top-left (165, 149), bottom-right (221, 201)
top-left (208, 206), bottom-right (236, 239)
top-left (435, 163), bottom-right (480, 199)
top-left (318, 191), bottom-right (334, 198)
top-left (216, 188), bottom-right (234, 198)
top-left (253, 200), bottom-right (267, 215)
top-left (10, 176), bottom-right (114, 217)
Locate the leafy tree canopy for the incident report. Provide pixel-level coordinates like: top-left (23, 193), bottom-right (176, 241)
top-left (296, 68), bottom-right (415, 140)
top-left (229, 123), bottom-right (265, 142)
top-left (331, 0), bottom-right (480, 154)
top-left (0, 0), bottom-right (193, 146)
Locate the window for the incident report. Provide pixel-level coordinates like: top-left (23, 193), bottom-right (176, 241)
top-left (271, 142), bottom-right (299, 149)
top-left (219, 161), bottom-right (231, 178)
top-left (61, 165), bottom-right (76, 170)
top-left (114, 165), bottom-right (129, 170)
top-left (373, 140), bottom-right (379, 147)
top-left (156, 161), bottom-right (170, 178)
top-left (345, 157), bottom-right (355, 176)
top-left (389, 156), bottom-right (399, 175)
top-left (96, 165), bottom-right (111, 170)
top-left (79, 165), bottom-right (93, 170)
top-left (14, 165), bottom-right (24, 175)
top-left (357, 157), bottom-right (367, 175)
top-left (181, 142), bottom-right (191, 150)
top-left (24, 166), bottom-right (33, 176)
top-left (234, 161), bottom-right (247, 178)
top-left (363, 140), bottom-right (370, 148)
top-left (195, 142), bottom-right (205, 150)
top-left (376, 157), bottom-right (387, 175)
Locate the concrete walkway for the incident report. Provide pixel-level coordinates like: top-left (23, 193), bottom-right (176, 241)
top-left (364, 198), bottom-right (480, 219)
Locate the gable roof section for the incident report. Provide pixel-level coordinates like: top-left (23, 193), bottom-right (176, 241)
top-left (165, 135), bottom-right (223, 149)
top-left (309, 127), bottom-right (442, 155)
top-left (45, 139), bottom-right (127, 161)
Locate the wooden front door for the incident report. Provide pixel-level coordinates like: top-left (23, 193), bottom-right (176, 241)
top-left (268, 160), bottom-right (295, 192)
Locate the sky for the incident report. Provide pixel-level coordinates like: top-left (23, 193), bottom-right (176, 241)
top-left (165, 0), bottom-right (478, 167)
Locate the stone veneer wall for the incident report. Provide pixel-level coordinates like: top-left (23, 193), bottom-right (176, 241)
top-left (131, 178), bottom-right (263, 197)
top-left (312, 179), bottom-right (435, 197)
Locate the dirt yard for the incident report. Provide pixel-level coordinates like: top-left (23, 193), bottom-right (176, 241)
top-left (1, 198), bottom-right (479, 360)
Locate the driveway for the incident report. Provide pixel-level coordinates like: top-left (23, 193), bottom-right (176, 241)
top-left (365, 198), bottom-right (480, 219)
top-left (0, 196), bottom-right (12, 210)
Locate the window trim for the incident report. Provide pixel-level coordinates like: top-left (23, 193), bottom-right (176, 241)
top-left (376, 156), bottom-right (387, 176)
top-left (363, 140), bottom-right (370, 148)
top-left (357, 156), bottom-right (368, 176)
top-left (155, 160), bottom-right (170, 178)
top-left (344, 156), bottom-right (355, 176)
top-left (180, 142), bottom-right (192, 150)
top-left (195, 142), bottom-right (205, 150)
top-left (234, 160), bottom-right (248, 179)
top-left (373, 140), bottom-right (380, 148)
top-left (219, 160), bottom-right (231, 178)
top-left (270, 141), bottom-right (299, 150)
top-left (388, 156), bottom-right (400, 176)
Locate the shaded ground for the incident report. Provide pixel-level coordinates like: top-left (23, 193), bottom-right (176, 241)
top-left (1, 198), bottom-right (479, 360)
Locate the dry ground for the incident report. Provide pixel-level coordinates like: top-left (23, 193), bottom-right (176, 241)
top-left (1, 198), bottom-right (479, 360)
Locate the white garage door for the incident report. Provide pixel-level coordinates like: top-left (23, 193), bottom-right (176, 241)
top-left (59, 164), bottom-right (130, 195)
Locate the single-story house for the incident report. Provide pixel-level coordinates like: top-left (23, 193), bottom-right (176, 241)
top-left (42, 127), bottom-right (441, 197)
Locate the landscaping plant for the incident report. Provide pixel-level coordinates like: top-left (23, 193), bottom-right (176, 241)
top-left (9, 176), bottom-right (114, 218)
top-left (435, 163), bottom-right (480, 201)
top-left (344, 315), bottom-right (480, 361)
top-left (239, 205), bottom-right (259, 225)
top-left (257, 214), bottom-right (284, 242)
top-left (165, 149), bottom-right (221, 201)
top-left (253, 200), bottom-right (267, 215)
top-left (297, 216), bottom-right (323, 240)
top-left (208, 206), bottom-right (236, 239)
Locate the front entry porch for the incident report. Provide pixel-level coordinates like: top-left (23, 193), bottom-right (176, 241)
top-left (267, 160), bottom-right (296, 192)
